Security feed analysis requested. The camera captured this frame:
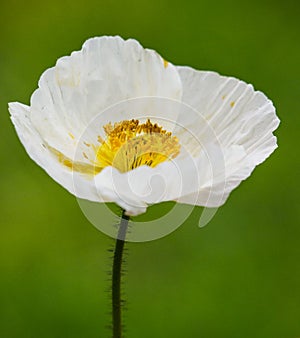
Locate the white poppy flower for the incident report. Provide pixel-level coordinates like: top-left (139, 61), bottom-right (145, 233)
top-left (9, 36), bottom-right (279, 216)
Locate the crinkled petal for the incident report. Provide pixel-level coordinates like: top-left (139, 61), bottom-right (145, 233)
top-left (176, 145), bottom-right (252, 207)
top-left (94, 166), bottom-right (148, 216)
top-left (29, 36), bottom-right (182, 160)
top-left (176, 66), bottom-right (279, 206)
top-left (94, 161), bottom-right (189, 216)
top-left (9, 102), bottom-right (102, 202)
top-left (94, 143), bottom-right (226, 215)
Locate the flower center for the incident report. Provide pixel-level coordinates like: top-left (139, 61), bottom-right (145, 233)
top-left (96, 119), bottom-right (180, 173)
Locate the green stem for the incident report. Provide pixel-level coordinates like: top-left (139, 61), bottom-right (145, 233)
top-left (112, 209), bottom-right (129, 338)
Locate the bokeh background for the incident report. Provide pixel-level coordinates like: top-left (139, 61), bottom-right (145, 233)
top-left (0, 0), bottom-right (299, 337)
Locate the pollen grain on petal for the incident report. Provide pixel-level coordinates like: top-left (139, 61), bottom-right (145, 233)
top-left (97, 135), bottom-right (104, 143)
top-left (163, 59), bottom-right (169, 68)
top-left (230, 101), bottom-right (235, 107)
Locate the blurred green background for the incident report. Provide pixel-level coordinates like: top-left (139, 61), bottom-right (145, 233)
top-left (0, 0), bottom-right (299, 337)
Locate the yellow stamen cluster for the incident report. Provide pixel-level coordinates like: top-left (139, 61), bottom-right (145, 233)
top-left (96, 119), bottom-right (180, 173)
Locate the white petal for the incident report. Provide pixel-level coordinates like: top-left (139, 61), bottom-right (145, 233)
top-left (175, 66), bottom-right (279, 206)
top-left (177, 66), bottom-right (279, 147)
top-left (177, 145), bottom-right (252, 207)
top-left (30, 36), bottom-right (182, 159)
top-left (94, 166), bottom-right (148, 216)
top-left (93, 151), bottom-right (206, 215)
top-left (94, 161), bottom-right (188, 216)
top-left (9, 102), bottom-right (102, 202)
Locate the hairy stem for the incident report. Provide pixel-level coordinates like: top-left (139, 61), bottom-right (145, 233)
top-left (112, 210), bottom-right (129, 338)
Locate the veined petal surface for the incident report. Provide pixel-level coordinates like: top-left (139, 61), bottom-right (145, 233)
top-left (175, 66), bottom-right (280, 207)
top-left (30, 36), bottom-right (182, 160)
top-left (9, 102), bottom-right (101, 202)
